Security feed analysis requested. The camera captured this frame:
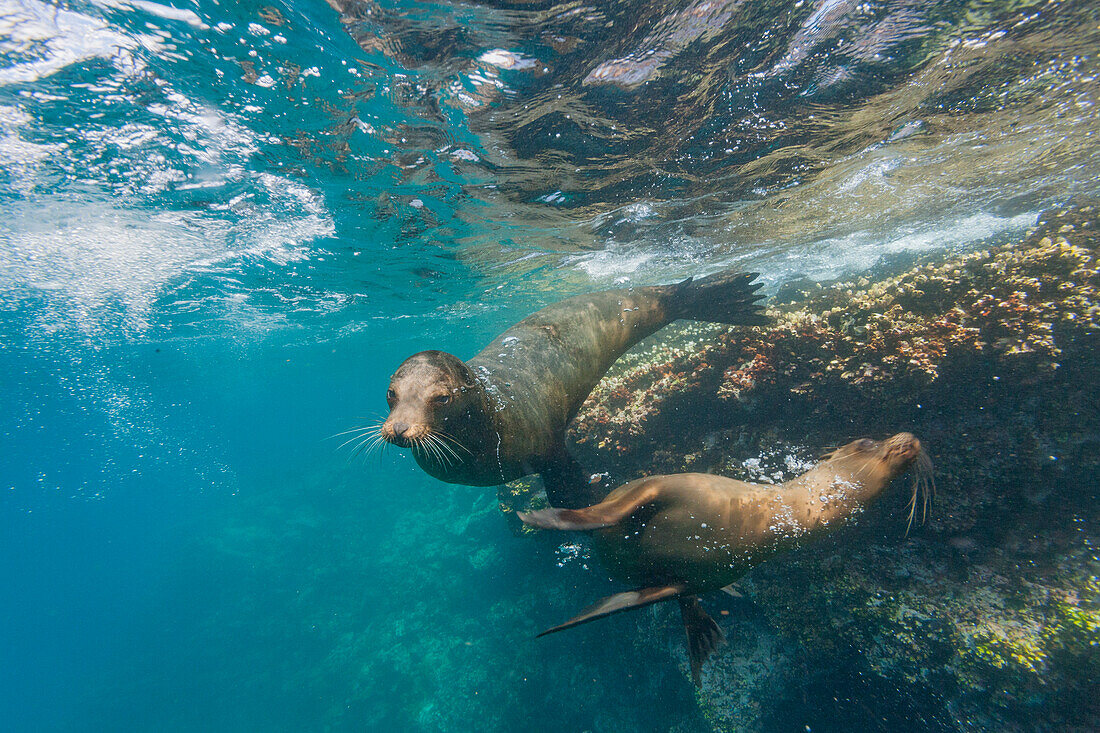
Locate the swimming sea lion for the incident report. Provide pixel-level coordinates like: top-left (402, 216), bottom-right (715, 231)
top-left (518, 433), bottom-right (934, 683)
top-left (378, 269), bottom-right (766, 508)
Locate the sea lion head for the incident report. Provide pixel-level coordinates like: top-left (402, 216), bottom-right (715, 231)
top-left (824, 432), bottom-right (934, 532)
top-left (828, 432), bottom-right (921, 473)
top-left (381, 351), bottom-right (484, 455)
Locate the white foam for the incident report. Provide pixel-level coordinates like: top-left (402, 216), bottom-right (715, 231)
top-left (94, 0), bottom-right (209, 29)
top-left (0, 202), bottom-right (223, 333)
top-left (477, 49), bottom-right (536, 70)
top-left (0, 0), bottom-right (154, 85)
top-left (569, 211), bottom-right (1037, 287)
top-left (0, 187), bottom-right (334, 336)
top-left (566, 234), bottom-right (723, 281)
top-left (771, 210), bottom-right (1038, 285)
top-left (0, 103), bottom-right (63, 191)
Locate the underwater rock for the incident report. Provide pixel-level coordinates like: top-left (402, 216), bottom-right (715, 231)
top-left (570, 203), bottom-right (1099, 472)
top-left (530, 203), bottom-right (1099, 731)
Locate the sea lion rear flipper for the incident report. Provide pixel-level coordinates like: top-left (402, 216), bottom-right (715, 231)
top-left (518, 481), bottom-right (662, 530)
top-left (678, 595), bottom-right (726, 686)
top-left (675, 269), bottom-right (768, 325)
top-left (719, 584), bottom-right (743, 598)
top-left (536, 584), bottom-right (685, 638)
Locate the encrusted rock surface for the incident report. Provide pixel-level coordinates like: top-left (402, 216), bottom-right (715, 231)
top-left (523, 203), bottom-right (1100, 731)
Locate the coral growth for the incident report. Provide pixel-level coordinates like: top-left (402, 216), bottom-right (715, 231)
top-left (570, 205), bottom-right (1099, 469)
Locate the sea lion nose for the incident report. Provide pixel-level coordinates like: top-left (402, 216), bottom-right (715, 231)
top-left (393, 422), bottom-right (410, 437)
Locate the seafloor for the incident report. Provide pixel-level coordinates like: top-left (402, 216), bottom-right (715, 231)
top-left (505, 203), bottom-right (1099, 731)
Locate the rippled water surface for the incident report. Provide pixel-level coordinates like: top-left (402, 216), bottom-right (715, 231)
top-left (2, 0), bottom-right (1098, 730)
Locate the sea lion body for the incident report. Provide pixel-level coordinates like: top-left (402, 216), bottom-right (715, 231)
top-left (593, 454), bottom-right (898, 592)
top-left (593, 474), bottom-right (809, 593)
top-left (382, 270), bottom-right (765, 507)
top-left (519, 433), bottom-right (933, 682)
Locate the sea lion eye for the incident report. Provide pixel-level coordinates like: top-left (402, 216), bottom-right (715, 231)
top-left (386, 388), bottom-right (396, 405)
top-left (434, 393), bottom-right (452, 406)
top-left (857, 438), bottom-right (876, 451)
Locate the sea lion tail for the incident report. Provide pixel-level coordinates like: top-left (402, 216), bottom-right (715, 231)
top-left (674, 269), bottom-right (768, 325)
top-left (678, 596), bottom-right (726, 686)
top-left (536, 584), bottom-right (685, 638)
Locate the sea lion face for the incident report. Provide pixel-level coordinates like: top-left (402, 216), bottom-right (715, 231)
top-left (828, 433), bottom-right (922, 488)
top-left (381, 351), bottom-right (480, 450)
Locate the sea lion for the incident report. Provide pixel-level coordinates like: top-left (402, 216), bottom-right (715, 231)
top-left (518, 433), bottom-right (934, 683)
top-left (377, 269), bottom-right (766, 508)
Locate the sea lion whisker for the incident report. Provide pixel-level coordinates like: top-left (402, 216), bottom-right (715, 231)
top-left (428, 438), bottom-right (452, 468)
top-left (432, 436), bottom-right (458, 467)
top-left (351, 430), bottom-right (388, 460)
top-left (428, 433), bottom-right (462, 463)
top-left (414, 436), bottom-right (445, 467)
top-left (424, 435), bottom-right (451, 464)
top-left (904, 487), bottom-right (920, 537)
top-left (433, 431), bottom-right (468, 453)
top-left (331, 423), bottom-right (376, 438)
top-left (421, 434), bottom-right (452, 467)
top-left (327, 425), bottom-right (376, 441)
top-left (420, 436), bottom-right (442, 464)
top-left (903, 449), bottom-right (935, 537)
top-left (335, 427), bottom-right (380, 451)
top-left (342, 431), bottom-right (376, 456)
top-left (434, 430), bottom-right (474, 456)
top-left (345, 438), bottom-right (372, 463)
top-left (435, 436), bottom-right (460, 468)
top-left (364, 433), bottom-right (389, 456)
top-left (426, 431), bottom-right (462, 460)
top-left (917, 450), bottom-right (935, 524)
top-left (348, 433), bottom-right (382, 461)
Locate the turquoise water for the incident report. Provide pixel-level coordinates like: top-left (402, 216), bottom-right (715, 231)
top-left (1, 0), bottom-right (1098, 730)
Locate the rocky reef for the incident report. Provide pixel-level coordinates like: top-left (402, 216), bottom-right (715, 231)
top-left (502, 204), bottom-right (1099, 731)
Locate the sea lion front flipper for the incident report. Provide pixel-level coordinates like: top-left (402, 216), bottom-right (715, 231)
top-left (539, 450), bottom-right (604, 510)
top-left (518, 480), bottom-right (662, 530)
top-left (678, 595), bottom-right (726, 686)
top-left (536, 584), bottom-right (685, 638)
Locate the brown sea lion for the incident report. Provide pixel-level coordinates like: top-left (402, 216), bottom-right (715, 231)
top-left (518, 433), bottom-right (934, 683)
top-left (377, 269), bottom-right (766, 508)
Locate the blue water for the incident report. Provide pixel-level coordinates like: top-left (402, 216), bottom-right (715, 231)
top-left (2, 0), bottom-right (1098, 730)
